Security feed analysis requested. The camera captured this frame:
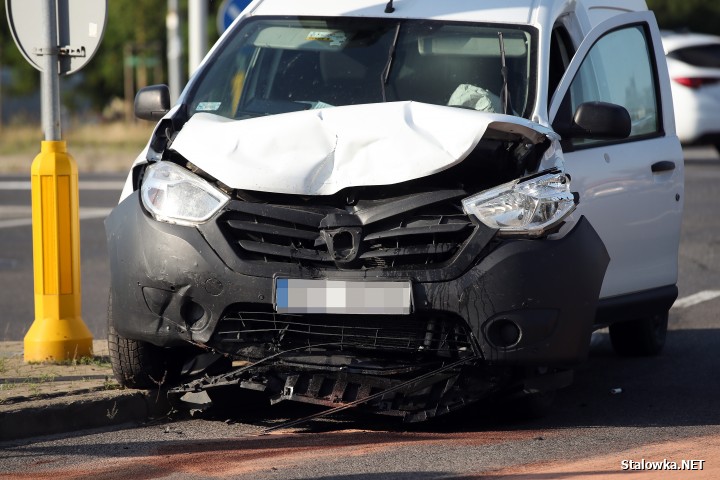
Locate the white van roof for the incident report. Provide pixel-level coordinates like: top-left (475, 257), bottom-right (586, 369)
top-left (248, 0), bottom-right (648, 29)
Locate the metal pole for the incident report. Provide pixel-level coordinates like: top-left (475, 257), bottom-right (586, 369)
top-left (39, 0), bottom-right (61, 140)
top-left (167, 0), bottom-right (184, 103)
top-left (189, 0), bottom-right (208, 76)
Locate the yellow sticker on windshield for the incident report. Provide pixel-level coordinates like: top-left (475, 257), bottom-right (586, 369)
top-left (307, 31), bottom-right (347, 47)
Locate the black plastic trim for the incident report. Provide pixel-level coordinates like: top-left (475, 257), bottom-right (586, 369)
top-left (199, 199), bottom-right (498, 283)
top-left (354, 189), bottom-right (466, 225)
top-left (651, 160), bottom-right (676, 173)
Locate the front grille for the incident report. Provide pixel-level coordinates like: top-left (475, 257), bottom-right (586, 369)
top-left (217, 190), bottom-right (475, 270)
top-left (360, 216), bottom-right (471, 268)
top-left (210, 308), bottom-right (475, 359)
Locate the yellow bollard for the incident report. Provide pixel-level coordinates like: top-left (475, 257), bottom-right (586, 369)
top-left (24, 141), bottom-right (93, 362)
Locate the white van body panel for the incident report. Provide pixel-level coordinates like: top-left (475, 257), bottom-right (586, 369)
top-left (247, 0), bottom-right (646, 27)
top-left (549, 11), bottom-right (683, 298)
top-left (171, 102), bottom-right (557, 195)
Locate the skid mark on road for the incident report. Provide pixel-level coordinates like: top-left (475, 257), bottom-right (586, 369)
top-left (1, 429), bottom-right (558, 479)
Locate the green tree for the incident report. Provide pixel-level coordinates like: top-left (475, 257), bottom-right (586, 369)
top-left (647, 0), bottom-right (720, 34)
top-left (80, 0), bottom-right (223, 109)
top-left (2, 1), bottom-right (223, 116)
top-left (82, 0), bottom-right (167, 107)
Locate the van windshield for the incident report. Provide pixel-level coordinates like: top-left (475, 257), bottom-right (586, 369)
top-left (186, 17), bottom-right (536, 120)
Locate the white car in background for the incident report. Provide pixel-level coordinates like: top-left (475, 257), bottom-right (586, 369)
top-left (662, 31), bottom-right (720, 152)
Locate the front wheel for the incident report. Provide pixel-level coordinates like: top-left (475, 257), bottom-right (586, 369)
top-left (609, 311), bottom-right (668, 357)
top-left (107, 292), bottom-right (181, 389)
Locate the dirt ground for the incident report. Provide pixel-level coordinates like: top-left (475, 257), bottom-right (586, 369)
top-left (0, 340), bottom-right (116, 404)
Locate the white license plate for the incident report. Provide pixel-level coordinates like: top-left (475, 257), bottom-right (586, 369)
top-left (274, 279), bottom-right (412, 314)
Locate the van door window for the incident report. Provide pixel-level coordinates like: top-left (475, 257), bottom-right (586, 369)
top-left (558, 24), bottom-right (660, 147)
top-left (548, 26), bottom-right (574, 103)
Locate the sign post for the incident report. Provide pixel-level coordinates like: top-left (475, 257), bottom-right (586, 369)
top-left (6, 0), bottom-right (107, 362)
top-left (38, 0), bottom-right (61, 140)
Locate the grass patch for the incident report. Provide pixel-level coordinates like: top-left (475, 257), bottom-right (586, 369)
top-left (0, 121), bottom-right (155, 173)
top-left (72, 356), bottom-right (112, 368)
top-left (104, 378), bottom-right (120, 390)
top-left (0, 125), bottom-right (40, 155)
top-left (35, 372), bottom-right (58, 383)
top-left (65, 122), bottom-right (154, 151)
top-left (0, 121), bottom-right (154, 155)
top-left (27, 356), bottom-right (112, 368)
top-left (0, 357), bottom-right (7, 374)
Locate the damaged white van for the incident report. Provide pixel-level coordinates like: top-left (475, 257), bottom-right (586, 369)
top-left (106, 0), bottom-right (684, 421)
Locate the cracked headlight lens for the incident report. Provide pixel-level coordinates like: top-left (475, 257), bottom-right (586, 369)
top-left (141, 161), bottom-right (229, 226)
top-left (462, 171), bottom-right (576, 237)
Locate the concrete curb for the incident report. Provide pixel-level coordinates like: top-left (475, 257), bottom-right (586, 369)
top-left (0, 388), bottom-right (171, 442)
top-left (0, 340), bottom-right (175, 442)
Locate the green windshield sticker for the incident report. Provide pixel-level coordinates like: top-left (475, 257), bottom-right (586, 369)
top-left (306, 31), bottom-right (347, 47)
top-left (196, 102), bottom-right (222, 112)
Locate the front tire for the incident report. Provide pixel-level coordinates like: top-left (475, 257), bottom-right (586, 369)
top-left (609, 311), bottom-right (668, 357)
top-left (107, 292), bottom-right (180, 389)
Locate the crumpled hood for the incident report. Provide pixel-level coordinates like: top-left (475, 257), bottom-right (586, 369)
top-left (170, 101), bottom-right (552, 195)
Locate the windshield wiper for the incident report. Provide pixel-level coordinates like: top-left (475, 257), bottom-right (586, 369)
top-left (381, 22), bottom-right (402, 102)
top-left (498, 32), bottom-right (512, 115)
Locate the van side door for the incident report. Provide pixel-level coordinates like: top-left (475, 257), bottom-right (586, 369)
top-left (549, 11), bottom-right (683, 306)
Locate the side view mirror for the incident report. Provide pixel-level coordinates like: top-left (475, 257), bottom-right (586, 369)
top-left (554, 101), bottom-right (631, 140)
top-left (134, 85), bottom-right (171, 121)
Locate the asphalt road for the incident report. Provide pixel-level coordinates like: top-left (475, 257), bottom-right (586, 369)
top-left (0, 148), bottom-right (718, 479)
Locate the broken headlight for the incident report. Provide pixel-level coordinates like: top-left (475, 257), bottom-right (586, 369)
top-left (140, 161), bottom-right (229, 226)
top-left (462, 171), bottom-right (576, 237)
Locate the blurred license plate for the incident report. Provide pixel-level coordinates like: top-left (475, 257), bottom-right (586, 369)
top-left (275, 279), bottom-right (412, 314)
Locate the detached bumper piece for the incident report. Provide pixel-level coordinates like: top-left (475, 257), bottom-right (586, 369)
top-left (169, 354), bottom-right (574, 424)
top-left (170, 356), bottom-right (490, 423)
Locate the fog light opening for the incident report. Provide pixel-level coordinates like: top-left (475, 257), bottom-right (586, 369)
top-left (487, 319), bottom-right (521, 348)
top-left (181, 300), bottom-right (206, 325)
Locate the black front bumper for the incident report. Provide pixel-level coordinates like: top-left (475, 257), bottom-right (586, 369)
top-left (106, 191), bottom-right (609, 368)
